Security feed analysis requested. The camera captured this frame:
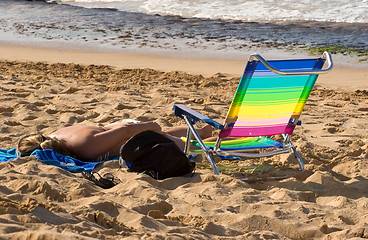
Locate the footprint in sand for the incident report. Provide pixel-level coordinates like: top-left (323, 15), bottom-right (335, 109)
top-left (96, 115), bottom-right (116, 123)
top-left (70, 109), bottom-right (87, 115)
top-left (324, 102), bottom-right (343, 108)
top-left (323, 123), bottom-right (343, 134)
top-left (24, 103), bottom-right (41, 112)
top-left (0, 107), bottom-right (14, 117)
top-left (45, 109), bottom-right (58, 114)
top-left (81, 98), bottom-right (99, 105)
top-left (203, 105), bottom-right (221, 114)
top-left (0, 107), bottom-right (14, 113)
top-left (114, 103), bottom-right (136, 110)
top-left (132, 200), bottom-right (173, 216)
top-left (60, 87), bottom-right (80, 94)
top-left (357, 107), bottom-right (368, 112)
top-left (22, 115), bottom-right (38, 121)
top-left (4, 120), bottom-right (22, 126)
top-left (147, 210), bottom-right (165, 219)
top-left (59, 115), bottom-right (79, 125)
top-left (0, 136), bottom-right (11, 142)
top-left (36, 124), bottom-right (49, 132)
top-left (32, 102), bottom-right (46, 107)
top-left (325, 127), bottom-right (338, 134)
top-left (15, 92), bottom-right (31, 98)
top-left (84, 112), bottom-right (100, 120)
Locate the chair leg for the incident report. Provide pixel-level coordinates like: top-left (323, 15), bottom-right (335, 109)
top-left (183, 116), bottom-right (220, 175)
top-left (203, 151), bottom-right (220, 175)
top-left (291, 146), bottom-right (305, 171)
top-left (282, 134), bottom-right (305, 171)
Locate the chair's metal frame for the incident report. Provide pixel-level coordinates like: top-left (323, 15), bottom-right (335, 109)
top-left (175, 52), bottom-right (333, 175)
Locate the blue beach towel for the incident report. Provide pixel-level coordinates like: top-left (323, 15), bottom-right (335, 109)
top-left (0, 148), bottom-right (117, 173)
top-left (0, 148), bottom-right (19, 162)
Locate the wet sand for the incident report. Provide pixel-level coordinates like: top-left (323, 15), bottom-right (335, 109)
top-left (0, 44), bottom-right (367, 91)
top-left (0, 44), bottom-right (367, 239)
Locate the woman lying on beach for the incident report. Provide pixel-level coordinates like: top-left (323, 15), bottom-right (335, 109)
top-left (17, 120), bottom-right (212, 162)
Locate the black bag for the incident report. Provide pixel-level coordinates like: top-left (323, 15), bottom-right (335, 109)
top-left (120, 130), bottom-right (195, 180)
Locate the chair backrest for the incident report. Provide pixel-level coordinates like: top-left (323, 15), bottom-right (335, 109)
top-left (219, 57), bottom-right (326, 138)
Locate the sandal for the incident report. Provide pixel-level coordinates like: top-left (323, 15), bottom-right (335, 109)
top-left (82, 171), bottom-right (120, 189)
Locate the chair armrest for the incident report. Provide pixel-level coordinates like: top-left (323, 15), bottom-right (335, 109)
top-left (173, 104), bottom-right (224, 130)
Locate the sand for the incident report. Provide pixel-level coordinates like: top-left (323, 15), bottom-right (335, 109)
top-left (0, 45), bottom-right (367, 239)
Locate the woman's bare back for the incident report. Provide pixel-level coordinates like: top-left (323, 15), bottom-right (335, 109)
top-left (48, 122), bottom-right (162, 161)
top-left (47, 122), bottom-right (212, 161)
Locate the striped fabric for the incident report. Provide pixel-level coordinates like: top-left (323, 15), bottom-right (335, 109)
top-left (219, 58), bottom-right (324, 138)
top-left (184, 136), bottom-right (283, 151)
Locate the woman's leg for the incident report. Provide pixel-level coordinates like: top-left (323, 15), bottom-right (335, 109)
top-left (164, 125), bottom-right (214, 151)
top-left (164, 134), bottom-right (186, 150)
top-left (164, 125), bottom-right (212, 139)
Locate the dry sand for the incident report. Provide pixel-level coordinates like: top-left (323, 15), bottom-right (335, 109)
top-left (0, 46), bottom-right (367, 239)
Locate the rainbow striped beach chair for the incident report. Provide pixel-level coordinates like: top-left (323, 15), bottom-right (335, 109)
top-left (173, 52), bottom-right (333, 175)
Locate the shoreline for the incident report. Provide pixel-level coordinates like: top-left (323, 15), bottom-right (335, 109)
top-left (0, 43), bottom-right (367, 92)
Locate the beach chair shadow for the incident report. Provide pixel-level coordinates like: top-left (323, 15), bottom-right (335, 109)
top-left (173, 52), bottom-right (333, 179)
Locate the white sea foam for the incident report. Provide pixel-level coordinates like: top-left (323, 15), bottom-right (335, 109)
top-left (56, 0), bottom-right (368, 23)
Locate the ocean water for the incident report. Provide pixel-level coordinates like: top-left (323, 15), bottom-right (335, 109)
top-left (0, 0), bottom-right (367, 59)
top-left (56, 0), bottom-right (368, 23)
